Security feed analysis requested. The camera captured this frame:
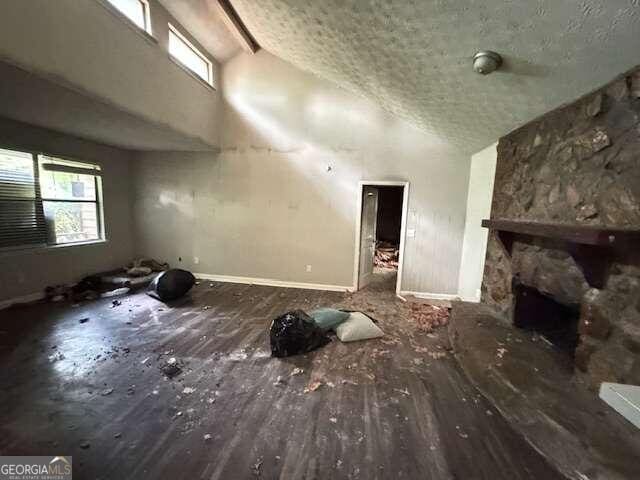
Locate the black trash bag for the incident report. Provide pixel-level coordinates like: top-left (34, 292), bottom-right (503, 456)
top-left (270, 309), bottom-right (331, 358)
top-left (147, 269), bottom-right (195, 301)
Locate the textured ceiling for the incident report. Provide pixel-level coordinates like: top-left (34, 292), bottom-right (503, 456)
top-left (158, 0), bottom-right (242, 62)
top-left (229, 0), bottom-right (640, 152)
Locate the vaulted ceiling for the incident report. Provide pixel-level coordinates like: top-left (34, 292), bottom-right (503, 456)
top-left (228, 0), bottom-right (640, 152)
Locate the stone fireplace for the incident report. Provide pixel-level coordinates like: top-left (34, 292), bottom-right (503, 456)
top-left (481, 68), bottom-right (640, 388)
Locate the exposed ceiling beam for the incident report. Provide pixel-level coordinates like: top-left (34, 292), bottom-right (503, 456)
top-left (216, 0), bottom-right (259, 54)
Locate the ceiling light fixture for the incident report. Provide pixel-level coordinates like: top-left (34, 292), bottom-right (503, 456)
top-left (473, 51), bottom-right (502, 75)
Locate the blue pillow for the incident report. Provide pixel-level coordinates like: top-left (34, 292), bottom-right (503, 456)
top-left (309, 308), bottom-right (350, 331)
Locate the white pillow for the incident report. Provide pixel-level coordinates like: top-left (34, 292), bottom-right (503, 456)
top-left (335, 312), bottom-right (384, 342)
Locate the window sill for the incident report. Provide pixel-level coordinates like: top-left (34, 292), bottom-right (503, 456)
top-left (0, 239), bottom-right (109, 258)
top-left (48, 239), bottom-right (109, 249)
top-left (169, 56), bottom-right (217, 92)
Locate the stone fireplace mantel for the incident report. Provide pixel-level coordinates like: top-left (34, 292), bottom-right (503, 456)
top-left (482, 219), bottom-right (640, 288)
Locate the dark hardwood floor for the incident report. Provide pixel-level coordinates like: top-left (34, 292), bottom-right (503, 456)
top-left (0, 278), bottom-right (564, 479)
top-left (450, 302), bottom-right (640, 480)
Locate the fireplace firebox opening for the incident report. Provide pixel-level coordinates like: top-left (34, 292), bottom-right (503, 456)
top-left (513, 280), bottom-right (580, 356)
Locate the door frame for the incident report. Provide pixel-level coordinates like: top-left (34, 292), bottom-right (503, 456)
top-left (352, 180), bottom-right (409, 296)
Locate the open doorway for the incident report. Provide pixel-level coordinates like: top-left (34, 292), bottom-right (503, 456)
top-left (353, 181), bottom-right (408, 295)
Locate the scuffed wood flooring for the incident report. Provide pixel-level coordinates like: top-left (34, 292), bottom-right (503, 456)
top-left (0, 273), bottom-right (564, 479)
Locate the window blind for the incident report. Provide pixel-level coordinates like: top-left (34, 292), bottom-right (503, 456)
top-left (0, 148), bottom-right (47, 248)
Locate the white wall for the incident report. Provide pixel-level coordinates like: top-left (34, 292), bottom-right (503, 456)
top-left (457, 143), bottom-right (498, 301)
top-left (0, 117), bottom-right (135, 304)
top-left (0, 0), bottom-right (221, 148)
top-left (133, 51), bottom-right (470, 295)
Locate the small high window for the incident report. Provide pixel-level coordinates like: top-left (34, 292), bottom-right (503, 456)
top-left (168, 24), bottom-right (213, 85)
top-left (106, 0), bottom-right (151, 33)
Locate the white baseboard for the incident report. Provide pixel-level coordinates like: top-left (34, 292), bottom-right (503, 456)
top-left (458, 295), bottom-right (481, 303)
top-left (0, 291), bottom-right (45, 311)
top-left (194, 273), bottom-right (352, 293)
top-left (400, 290), bottom-right (460, 301)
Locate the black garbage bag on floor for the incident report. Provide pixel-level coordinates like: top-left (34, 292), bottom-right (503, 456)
top-left (148, 269), bottom-right (195, 301)
top-left (270, 309), bottom-right (331, 358)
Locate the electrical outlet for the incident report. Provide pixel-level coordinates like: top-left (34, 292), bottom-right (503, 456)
top-left (406, 228), bottom-right (416, 238)
top-left (306, 265), bottom-right (312, 272)
top-left (194, 256), bottom-right (200, 265)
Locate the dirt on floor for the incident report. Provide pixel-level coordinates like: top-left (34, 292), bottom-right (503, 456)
top-left (0, 277), bottom-right (568, 480)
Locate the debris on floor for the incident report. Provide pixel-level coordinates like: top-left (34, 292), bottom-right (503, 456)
top-left (161, 357), bottom-right (183, 378)
top-left (48, 351), bottom-right (65, 362)
top-left (341, 379), bottom-right (358, 386)
top-left (304, 381), bottom-right (323, 393)
top-left (125, 258), bottom-right (161, 278)
top-left (147, 269), bottom-right (196, 302)
top-left (408, 303), bottom-right (450, 332)
top-left (335, 311), bottom-right (384, 342)
top-left (370, 348), bottom-right (390, 359)
top-left (308, 308), bottom-right (350, 331)
top-left (5, 271), bottom-right (595, 479)
top-left (72, 276), bottom-right (102, 301)
top-left (78, 317), bottom-right (90, 324)
top-left (102, 288), bottom-right (130, 299)
top-left (127, 258), bottom-right (169, 274)
top-left (428, 351), bottom-right (447, 360)
top-left (127, 265), bottom-right (152, 277)
top-left (456, 425), bottom-right (469, 439)
top-left (270, 310), bottom-right (330, 357)
top-left (374, 241), bottom-right (399, 269)
top-left (44, 258), bottom-right (169, 305)
top-left (45, 284), bottom-right (73, 302)
top-left (252, 457), bottom-right (263, 477)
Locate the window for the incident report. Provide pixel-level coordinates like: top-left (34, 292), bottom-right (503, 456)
top-left (105, 0), bottom-right (151, 33)
top-left (39, 157), bottom-right (103, 245)
top-left (0, 148), bottom-right (104, 249)
top-left (168, 24), bottom-right (213, 85)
